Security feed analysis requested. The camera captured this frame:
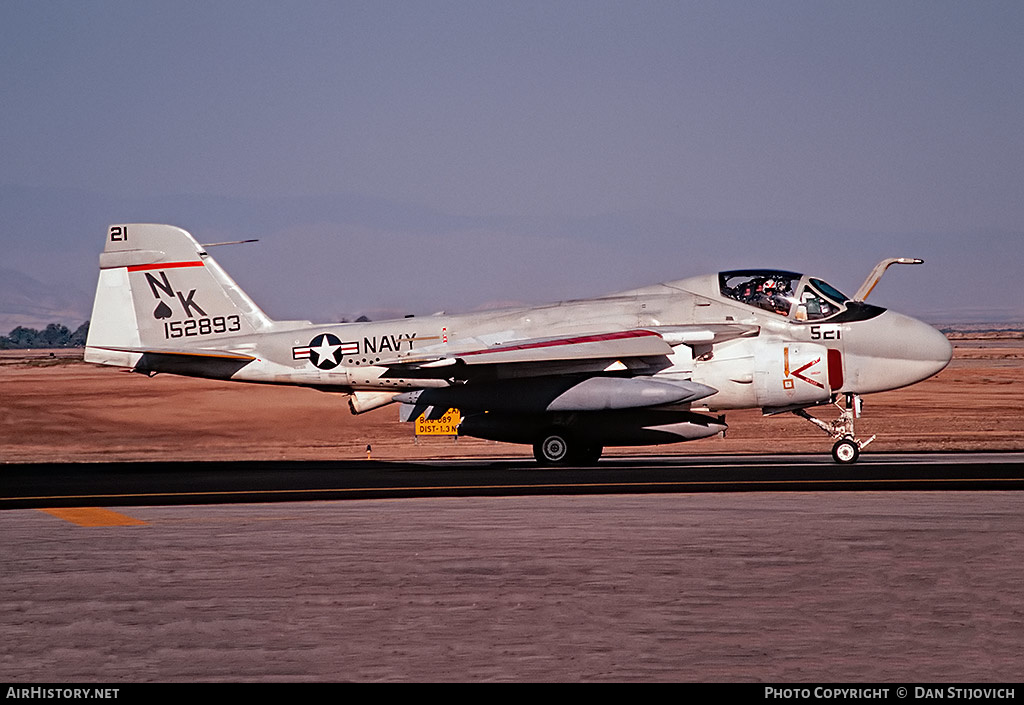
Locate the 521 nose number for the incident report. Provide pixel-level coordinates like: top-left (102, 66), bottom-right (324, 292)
top-left (163, 315), bottom-right (241, 339)
top-left (809, 325), bottom-right (841, 341)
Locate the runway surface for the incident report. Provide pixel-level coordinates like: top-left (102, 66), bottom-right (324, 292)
top-left (2, 452), bottom-right (1022, 509)
top-left (3, 489), bottom-right (1023, 682)
top-left (3, 453), bottom-right (1022, 682)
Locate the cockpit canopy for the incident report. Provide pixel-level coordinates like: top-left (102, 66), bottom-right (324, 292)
top-left (719, 269), bottom-right (879, 322)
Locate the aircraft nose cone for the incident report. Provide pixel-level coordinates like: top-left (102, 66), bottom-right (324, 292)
top-left (897, 313), bottom-right (953, 373)
top-left (889, 312), bottom-right (953, 384)
top-left (844, 311), bottom-right (952, 393)
top-left (916, 317), bottom-right (954, 374)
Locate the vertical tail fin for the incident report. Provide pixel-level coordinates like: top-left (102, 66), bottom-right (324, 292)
top-left (85, 224), bottom-right (272, 367)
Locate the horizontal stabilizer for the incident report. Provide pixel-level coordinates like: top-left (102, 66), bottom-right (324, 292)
top-left (132, 351), bottom-right (255, 379)
top-left (87, 344), bottom-right (255, 360)
top-left (85, 344), bottom-right (255, 380)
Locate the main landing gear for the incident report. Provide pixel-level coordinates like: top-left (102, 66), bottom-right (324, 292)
top-left (792, 393), bottom-right (876, 465)
top-left (533, 429), bottom-right (603, 466)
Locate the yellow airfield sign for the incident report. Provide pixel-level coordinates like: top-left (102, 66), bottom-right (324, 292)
top-left (416, 408), bottom-right (461, 436)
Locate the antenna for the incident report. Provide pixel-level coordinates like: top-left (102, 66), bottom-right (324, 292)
top-left (199, 239), bottom-right (260, 247)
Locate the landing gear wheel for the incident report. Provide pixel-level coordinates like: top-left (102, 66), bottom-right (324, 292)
top-left (794, 394), bottom-right (875, 465)
top-left (832, 438), bottom-right (860, 465)
top-left (534, 431), bottom-right (572, 466)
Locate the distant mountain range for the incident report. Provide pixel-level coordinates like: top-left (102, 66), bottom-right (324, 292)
top-left (0, 268), bottom-right (91, 334)
top-left (2, 184), bottom-right (1021, 334)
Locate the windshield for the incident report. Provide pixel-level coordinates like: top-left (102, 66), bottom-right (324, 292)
top-left (809, 278), bottom-right (849, 304)
top-left (795, 279), bottom-right (849, 321)
top-left (797, 286), bottom-right (839, 320)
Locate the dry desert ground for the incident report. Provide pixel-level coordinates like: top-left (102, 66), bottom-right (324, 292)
top-left (3, 335), bottom-right (1024, 683)
top-left (2, 335), bottom-right (1022, 463)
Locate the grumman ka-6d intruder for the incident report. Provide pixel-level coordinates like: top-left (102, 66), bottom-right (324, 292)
top-left (86, 224), bottom-right (952, 465)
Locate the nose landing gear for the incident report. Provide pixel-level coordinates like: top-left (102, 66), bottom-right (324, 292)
top-left (792, 393), bottom-right (876, 464)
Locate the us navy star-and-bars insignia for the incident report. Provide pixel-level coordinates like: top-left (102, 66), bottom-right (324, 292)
top-left (293, 333), bottom-right (358, 370)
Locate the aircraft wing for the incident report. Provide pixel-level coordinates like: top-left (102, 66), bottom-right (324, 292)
top-left (380, 329), bottom-right (674, 377)
top-left (353, 327), bottom-right (735, 417)
top-left (383, 325), bottom-right (757, 372)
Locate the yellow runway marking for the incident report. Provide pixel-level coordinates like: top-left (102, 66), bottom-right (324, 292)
top-left (38, 507), bottom-right (147, 526)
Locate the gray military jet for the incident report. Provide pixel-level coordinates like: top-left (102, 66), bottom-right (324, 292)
top-left (85, 224), bottom-right (952, 465)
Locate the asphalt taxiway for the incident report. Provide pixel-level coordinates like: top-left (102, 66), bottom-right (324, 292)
top-left (2, 452), bottom-right (1022, 509)
top-left (3, 452), bottom-right (1023, 682)
top-left (3, 486), bottom-right (1022, 682)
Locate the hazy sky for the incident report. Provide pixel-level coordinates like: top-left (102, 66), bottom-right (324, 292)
top-left (2, 1), bottom-right (1022, 324)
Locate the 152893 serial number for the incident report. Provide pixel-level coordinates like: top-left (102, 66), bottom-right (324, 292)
top-left (163, 315), bottom-right (241, 339)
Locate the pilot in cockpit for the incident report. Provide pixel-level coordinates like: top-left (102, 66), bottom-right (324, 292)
top-left (757, 278), bottom-right (792, 316)
top-left (723, 273), bottom-right (797, 317)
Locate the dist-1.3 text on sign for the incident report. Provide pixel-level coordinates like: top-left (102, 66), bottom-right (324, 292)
top-left (416, 409), bottom-right (461, 436)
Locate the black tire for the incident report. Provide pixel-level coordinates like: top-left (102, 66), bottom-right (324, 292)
top-left (533, 430), bottom-right (573, 466)
top-left (831, 438), bottom-right (860, 464)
